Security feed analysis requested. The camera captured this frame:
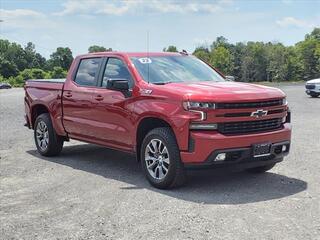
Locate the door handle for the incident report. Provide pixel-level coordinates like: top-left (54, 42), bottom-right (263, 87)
top-left (94, 95), bottom-right (104, 101)
top-left (65, 92), bottom-right (72, 98)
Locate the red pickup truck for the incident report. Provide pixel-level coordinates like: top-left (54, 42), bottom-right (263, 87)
top-left (24, 52), bottom-right (291, 189)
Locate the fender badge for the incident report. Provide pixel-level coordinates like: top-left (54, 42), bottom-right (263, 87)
top-left (140, 89), bottom-right (152, 95)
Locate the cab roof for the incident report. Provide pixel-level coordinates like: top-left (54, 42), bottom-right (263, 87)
top-left (78, 51), bottom-right (186, 58)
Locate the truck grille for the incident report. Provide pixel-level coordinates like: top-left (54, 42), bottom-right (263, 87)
top-left (218, 118), bottom-right (283, 134)
top-left (306, 84), bottom-right (315, 89)
top-left (216, 99), bottom-right (283, 109)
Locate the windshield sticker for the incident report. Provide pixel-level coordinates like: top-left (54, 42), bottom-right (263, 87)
top-left (138, 58), bottom-right (152, 64)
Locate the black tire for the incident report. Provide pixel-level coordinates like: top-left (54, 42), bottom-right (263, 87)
top-left (310, 93), bottom-right (319, 98)
top-left (246, 163), bottom-right (276, 173)
top-left (34, 113), bottom-right (63, 156)
top-left (140, 127), bottom-right (186, 189)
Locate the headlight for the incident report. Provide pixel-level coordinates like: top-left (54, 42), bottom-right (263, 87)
top-left (183, 101), bottom-right (216, 110)
top-left (282, 97), bottom-right (288, 105)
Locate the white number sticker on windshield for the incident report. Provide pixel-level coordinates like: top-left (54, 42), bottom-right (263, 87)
top-left (138, 58), bottom-right (152, 64)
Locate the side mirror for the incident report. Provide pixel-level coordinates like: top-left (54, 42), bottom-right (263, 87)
top-left (225, 75), bottom-right (235, 81)
top-left (107, 79), bottom-right (129, 91)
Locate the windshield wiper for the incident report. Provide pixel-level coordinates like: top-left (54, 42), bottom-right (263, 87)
top-left (152, 81), bottom-right (172, 85)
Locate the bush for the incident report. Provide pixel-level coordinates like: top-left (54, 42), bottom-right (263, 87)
top-left (19, 69), bottom-right (33, 81)
top-left (50, 67), bottom-right (67, 78)
top-left (31, 68), bottom-right (46, 79)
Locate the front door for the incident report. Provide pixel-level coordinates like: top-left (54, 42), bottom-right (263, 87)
top-left (90, 57), bottom-right (135, 150)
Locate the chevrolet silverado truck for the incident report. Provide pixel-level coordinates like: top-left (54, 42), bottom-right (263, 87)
top-left (24, 52), bottom-right (291, 189)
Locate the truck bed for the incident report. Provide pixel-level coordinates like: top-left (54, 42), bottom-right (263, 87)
top-left (24, 78), bottom-right (66, 135)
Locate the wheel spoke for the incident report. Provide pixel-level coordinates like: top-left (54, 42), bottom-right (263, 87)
top-left (146, 158), bottom-right (158, 169)
top-left (158, 167), bottom-right (164, 179)
top-left (147, 145), bottom-right (155, 154)
top-left (162, 164), bottom-right (168, 172)
top-left (162, 156), bottom-right (169, 164)
top-left (151, 140), bottom-right (158, 153)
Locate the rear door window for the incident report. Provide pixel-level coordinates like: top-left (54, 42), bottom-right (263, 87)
top-left (74, 58), bottom-right (102, 86)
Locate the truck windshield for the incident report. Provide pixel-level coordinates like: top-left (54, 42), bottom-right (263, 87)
top-left (130, 55), bottom-right (225, 84)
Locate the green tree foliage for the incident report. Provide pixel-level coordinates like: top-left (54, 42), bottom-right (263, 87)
top-left (50, 67), bottom-right (67, 78)
top-left (211, 46), bottom-right (234, 74)
top-left (295, 30), bottom-right (320, 80)
top-left (0, 28), bottom-right (319, 87)
top-left (190, 28), bottom-right (320, 81)
top-left (48, 47), bottom-right (74, 70)
top-left (163, 45), bottom-right (178, 52)
top-left (88, 45), bottom-right (112, 53)
top-left (0, 39), bottom-right (27, 76)
top-left (193, 47), bottom-right (211, 62)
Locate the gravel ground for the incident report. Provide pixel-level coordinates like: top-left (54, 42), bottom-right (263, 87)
top-left (0, 85), bottom-right (319, 240)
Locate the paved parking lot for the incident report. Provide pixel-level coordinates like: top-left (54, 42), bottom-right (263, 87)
top-left (0, 85), bottom-right (319, 240)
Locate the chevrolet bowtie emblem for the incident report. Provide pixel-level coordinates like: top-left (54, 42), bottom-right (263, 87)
top-left (251, 109), bottom-right (268, 118)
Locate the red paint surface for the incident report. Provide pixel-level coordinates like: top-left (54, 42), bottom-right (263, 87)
top-left (24, 52), bottom-right (291, 163)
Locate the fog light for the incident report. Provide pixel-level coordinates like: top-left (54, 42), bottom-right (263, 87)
top-left (215, 153), bottom-right (226, 161)
top-left (282, 145), bottom-right (287, 152)
top-left (190, 123), bottom-right (217, 130)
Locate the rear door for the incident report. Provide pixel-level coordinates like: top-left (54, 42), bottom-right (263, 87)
top-left (62, 57), bottom-right (102, 139)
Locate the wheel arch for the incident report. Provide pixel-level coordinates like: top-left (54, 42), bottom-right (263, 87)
top-left (31, 104), bottom-right (50, 128)
top-left (135, 117), bottom-right (175, 162)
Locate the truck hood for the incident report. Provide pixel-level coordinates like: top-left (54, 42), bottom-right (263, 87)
top-left (159, 81), bottom-right (285, 102)
top-left (306, 78), bottom-right (320, 84)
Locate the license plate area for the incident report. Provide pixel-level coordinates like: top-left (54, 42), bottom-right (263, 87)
top-left (253, 143), bottom-right (271, 157)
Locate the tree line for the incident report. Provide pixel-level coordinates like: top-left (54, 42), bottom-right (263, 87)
top-left (166, 28), bottom-right (320, 82)
top-left (0, 28), bottom-right (319, 87)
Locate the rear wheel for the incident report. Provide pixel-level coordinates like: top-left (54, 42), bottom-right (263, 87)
top-left (140, 127), bottom-right (186, 189)
top-left (34, 113), bottom-right (63, 156)
top-left (246, 163), bottom-right (276, 173)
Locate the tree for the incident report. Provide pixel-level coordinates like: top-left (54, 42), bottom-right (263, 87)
top-left (24, 42), bottom-right (46, 69)
top-left (88, 45), bottom-right (112, 53)
top-left (296, 33), bottom-right (320, 79)
top-left (193, 47), bottom-right (211, 62)
top-left (210, 46), bottom-right (234, 74)
top-left (230, 42), bottom-right (246, 81)
top-left (163, 45), bottom-right (178, 52)
top-left (305, 27), bottom-right (320, 41)
top-left (48, 47), bottom-right (73, 70)
top-left (266, 43), bottom-right (289, 81)
top-left (241, 42), bottom-right (268, 82)
top-left (0, 39), bottom-right (27, 72)
top-left (0, 58), bottom-right (18, 78)
top-left (211, 36), bottom-right (230, 50)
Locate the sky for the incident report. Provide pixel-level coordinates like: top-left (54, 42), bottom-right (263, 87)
top-left (0, 0), bottom-right (319, 58)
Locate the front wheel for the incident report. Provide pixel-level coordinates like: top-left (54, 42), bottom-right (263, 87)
top-left (141, 127), bottom-right (186, 189)
top-left (34, 113), bottom-right (63, 156)
top-left (310, 93), bottom-right (319, 98)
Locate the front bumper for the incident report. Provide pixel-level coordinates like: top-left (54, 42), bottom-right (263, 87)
top-left (180, 123), bottom-right (291, 165)
top-left (306, 89), bottom-right (320, 95)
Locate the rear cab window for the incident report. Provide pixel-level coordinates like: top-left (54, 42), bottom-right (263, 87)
top-left (74, 58), bottom-right (102, 86)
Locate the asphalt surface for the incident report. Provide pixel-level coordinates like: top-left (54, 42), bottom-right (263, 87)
top-left (0, 85), bottom-right (319, 240)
